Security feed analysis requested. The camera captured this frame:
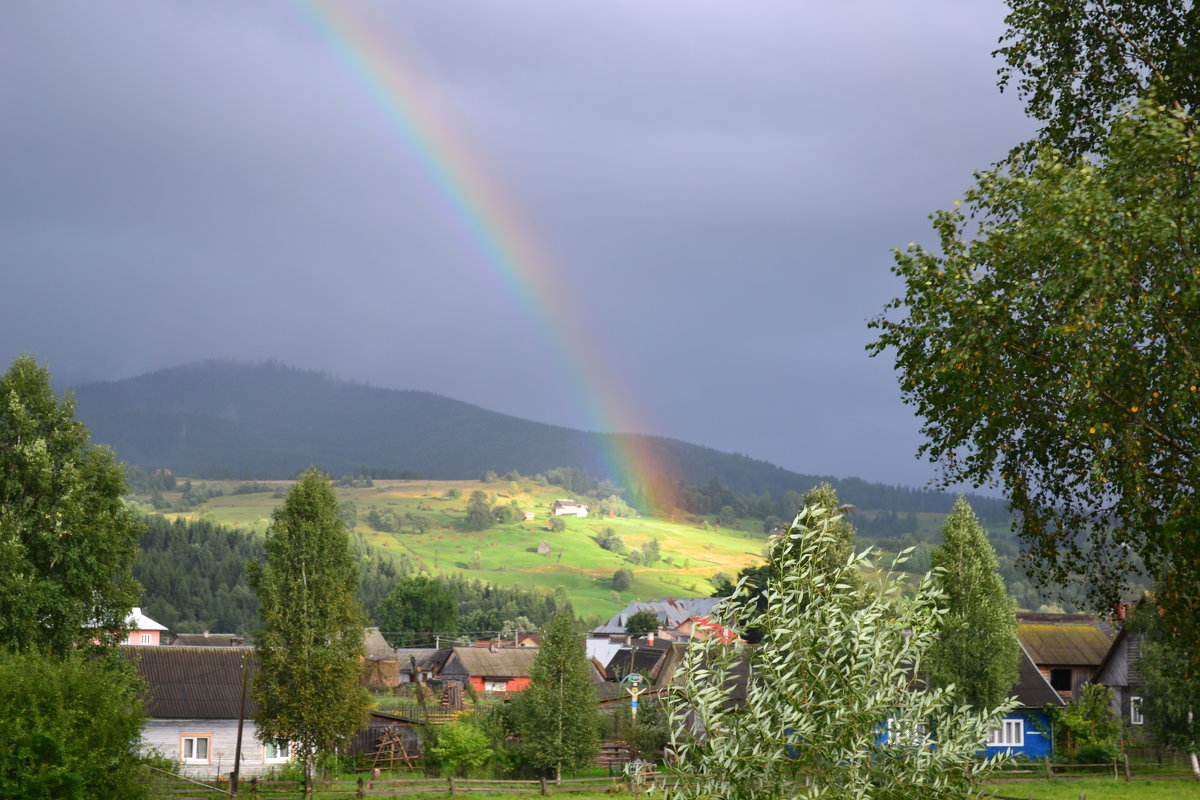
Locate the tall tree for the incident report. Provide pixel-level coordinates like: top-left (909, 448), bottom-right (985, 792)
top-left (249, 467), bottom-right (368, 794)
top-left (870, 103), bottom-right (1200, 639)
top-left (996, 0), bottom-right (1200, 159)
top-left (926, 497), bottom-right (1021, 712)
top-left (374, 574), bottom-right (457, 647)
top-left (0, 355), bottom-right (141, 654)
top-left (666, 503), bottom-right (1015, 800)
top-left (512, 610), bottom-right (602, 780)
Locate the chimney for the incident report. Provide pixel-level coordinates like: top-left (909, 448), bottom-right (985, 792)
top-left (647, 632), bottom-right (655, 646)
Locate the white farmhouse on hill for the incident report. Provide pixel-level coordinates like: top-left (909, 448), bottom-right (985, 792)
top-left (550, 499), bottom-right (589, 518)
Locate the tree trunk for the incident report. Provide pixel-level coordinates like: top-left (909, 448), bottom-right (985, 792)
top-left (1190, 750), bottom-right (1199, 781)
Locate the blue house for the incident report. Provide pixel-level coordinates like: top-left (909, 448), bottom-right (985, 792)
top-left (982, 642), bottom-right (1065, 759)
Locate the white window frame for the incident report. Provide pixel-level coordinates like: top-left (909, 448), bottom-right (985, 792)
top-left (181, 734), bottom-right (212, 764)
top-left (986, 718), bottom-right (1025, 747)
top-left (1130, 696), bottom-right (1144, 725)
top-left (264, 738), bottom-right (293, 763)
top-left (140, 632), bottom-right (152, 644)
top-left (484, 679), bottom-right (507, 692)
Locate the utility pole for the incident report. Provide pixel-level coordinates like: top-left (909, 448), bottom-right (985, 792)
top-left (230, 651), bottom-right (249, 796)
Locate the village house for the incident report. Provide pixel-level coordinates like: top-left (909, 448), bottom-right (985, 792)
top-left (125, 646), bottom-right (288, 780)
top-left (1017, 612), bottom-right (1113, 701)
top-left (121, 607), bottom-right (168, 646)
top-left (981, 642), bottom-right (1066, 759)
top-left (590, 597), bottom-right (724, 641)
top-left (1094, 602), bottom-right (1150, 736)
top-left (438, 645), bottom-right (538, 693)
top-left (550, 499), bottom-right (589, 518)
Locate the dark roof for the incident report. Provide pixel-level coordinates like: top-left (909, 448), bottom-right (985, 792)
top-left (1011, 642), bottom-right (1066, 708)
top-left (605, 646), bottom-right (667, 681)
top-left (1017, 613), bottom-right (1112, 667)
top-left (170, 633), bottom-right (245, 647)
top-left (125, 646), bottom-right (257, 719)
top-left (395, 648), bottom-right (451, 672)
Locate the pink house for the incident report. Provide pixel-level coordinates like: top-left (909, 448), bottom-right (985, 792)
top-left (123, 607), bottom-right (168, 646)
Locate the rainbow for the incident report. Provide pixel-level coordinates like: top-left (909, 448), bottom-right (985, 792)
top-left (287, 0), bottom-right (676, 511)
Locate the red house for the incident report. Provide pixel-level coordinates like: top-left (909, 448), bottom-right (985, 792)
top-left (438, 646), bottom-right (538, 693)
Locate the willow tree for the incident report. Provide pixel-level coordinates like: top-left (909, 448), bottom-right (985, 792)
top-left (927, 498), bottom-right (1020, 712)
top-left (250, 468), bottom-right (368, 793)
top-left (665, 504), bottom-right (1013, 800)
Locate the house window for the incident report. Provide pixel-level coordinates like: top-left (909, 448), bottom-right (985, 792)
top-left (1130, 696), bottom-right (1144, 725)
top-left (986, 719), bottom-right (1025, 747)
top-left (1049, 669), bottom-right (1072, 692)
top-left (140, 633), bottom-right (152, 644)
top-left (484, 680), bottom-right (507, 692)
top-left (181, 735), bottom-right (211, 764)
top-left (264, 738), bottom-right (293, 763)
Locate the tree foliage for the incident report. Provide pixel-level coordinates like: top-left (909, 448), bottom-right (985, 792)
top-left (1129, 600), bottom-right (1200, 774)
top-left (996, 0), bottom-right (1200, 159)
top-left (927, 498), bottom-right (1021, 712)
top-left (0, 649), bottom-right (148, 800)
top-left (249, 467), bottom-right (369, 790)
top-left (870, 103), bottom-right (1200, 626)
top-left (665, 503), bottom-right (1015, 800)
top-left (512, 610), bottom-right (602, 780)
top-left (464, 491), bottom-right (493, 531)
top-left (374, 574), bottom-right (457, 647)
top-left (625, 609), bottom-right (659, 636)
top-left (0, 356), bottom-right (142, 654)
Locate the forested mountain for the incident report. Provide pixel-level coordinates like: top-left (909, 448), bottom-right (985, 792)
top-left (74, 360), bottom-right (1004, 517)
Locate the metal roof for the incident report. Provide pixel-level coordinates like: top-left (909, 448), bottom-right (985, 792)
top-left (592, 597), bottom-right (724, 634)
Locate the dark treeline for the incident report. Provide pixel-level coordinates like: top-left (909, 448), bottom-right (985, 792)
top-left (135, 516), bottom-right (398, 638)
top-left (443, 573), bottom-right (573, 634)
top-left (667, 476), bottom-right (1010, 527)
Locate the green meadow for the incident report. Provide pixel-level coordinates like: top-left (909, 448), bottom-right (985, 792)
top-left (143, 478), bottom-right (769, 620)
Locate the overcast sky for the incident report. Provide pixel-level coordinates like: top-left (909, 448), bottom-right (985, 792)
top-left (1, 1), bottom-right (1036, 489)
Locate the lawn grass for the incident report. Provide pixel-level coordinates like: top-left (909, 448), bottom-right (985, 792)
top-left (985, 776), bottom-right (1200, 799)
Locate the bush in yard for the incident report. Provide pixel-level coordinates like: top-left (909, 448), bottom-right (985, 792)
top-left (431, 718), bottom-right (493, 777)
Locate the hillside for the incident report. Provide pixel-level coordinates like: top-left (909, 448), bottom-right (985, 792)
top-left (72, 360), bottom-right (1005, 517)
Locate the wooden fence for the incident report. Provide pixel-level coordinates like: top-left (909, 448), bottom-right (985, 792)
top-left (159, 775), bottom-right (624, 798)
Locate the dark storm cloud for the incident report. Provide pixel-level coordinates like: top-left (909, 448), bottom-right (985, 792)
top-left (1, 0), bottom-right (1033, 488)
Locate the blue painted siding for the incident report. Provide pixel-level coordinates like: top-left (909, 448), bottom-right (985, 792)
top-left (983, 710), bottom-right (1053, 759)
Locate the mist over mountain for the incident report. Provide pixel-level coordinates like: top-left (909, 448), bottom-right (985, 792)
top-left (71, 360), bottom-right (1001, 515)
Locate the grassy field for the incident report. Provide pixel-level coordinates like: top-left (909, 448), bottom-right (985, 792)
top-left (139, 478), bottom-right (770, 620)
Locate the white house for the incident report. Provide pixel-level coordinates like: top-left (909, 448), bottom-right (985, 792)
top-left (551, 499), bottom-right (589, 518)
top-left (125, 646), bottom-right (291, 779)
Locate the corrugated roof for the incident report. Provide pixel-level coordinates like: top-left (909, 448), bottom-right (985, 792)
top-left (1017, 614), bottom-right (1112, 667)
top-left (442, 646), bottom-right (539, 678)
top-left (124, 646), bottom-right (258, 719)
top-left (170, 633), bottom-right (244, 647)
top-left (592, 597), bottom-right (724, 634)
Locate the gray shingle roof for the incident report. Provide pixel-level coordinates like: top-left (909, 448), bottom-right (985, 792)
top-left (1017, 613), bottom-right (1112, 667)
